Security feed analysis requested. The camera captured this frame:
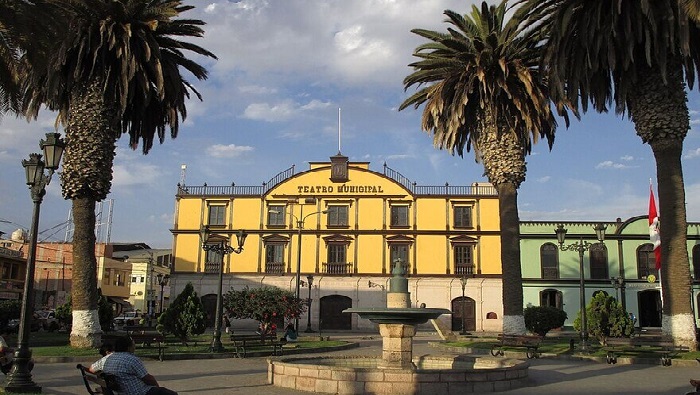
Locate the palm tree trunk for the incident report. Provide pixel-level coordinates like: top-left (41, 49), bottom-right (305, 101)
top-left (63, 78), bottom-right (116, 348)
top-left (69, 197), bottom-right (102, 347)
top-left (476, 119), bottom-right (527, 335)
top-left (629, 61), bottom-right (696, 350)
top-left (652, 142), bottom-right (696, 348)
top-left (498, 182), bottom-right (526, 334)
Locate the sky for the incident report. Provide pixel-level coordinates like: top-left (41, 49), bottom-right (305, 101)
top-left (1, 0), bottom-right (699, 249)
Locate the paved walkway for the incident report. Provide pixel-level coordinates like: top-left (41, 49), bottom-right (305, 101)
top-left (25, 333), bottom-right (700, 394)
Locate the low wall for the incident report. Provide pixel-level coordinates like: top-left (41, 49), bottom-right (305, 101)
top-left (268, 355), bottom-right (529, 394)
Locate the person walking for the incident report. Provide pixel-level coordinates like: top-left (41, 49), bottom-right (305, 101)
top-left (223, 315), bottom-right (231, 334)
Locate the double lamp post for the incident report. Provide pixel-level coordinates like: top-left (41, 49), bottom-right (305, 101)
top-left (270, 208), bottom-right (326, 333)
top-left (200, 226), bottom-right (247, 352)
top-left (555, 223), bottom-right (606, 352)
top-left (6, 133), bottom-right (65, 393)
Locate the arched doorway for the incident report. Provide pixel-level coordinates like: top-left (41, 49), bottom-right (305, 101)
top-left (638, 290), bottom-right (662, 328)
top-left (451, 296), bottom-right (475, 332)
top-left (320, 295), bottom-right (352, 330)
top-left (201, 294), bottom-right (217, 328)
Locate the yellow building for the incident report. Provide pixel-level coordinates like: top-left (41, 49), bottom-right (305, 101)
top-left (170, 154), bottom-right (504, 332)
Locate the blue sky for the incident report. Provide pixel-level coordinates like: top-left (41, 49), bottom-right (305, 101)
top-left (1, 0), bottom-right (699, 249)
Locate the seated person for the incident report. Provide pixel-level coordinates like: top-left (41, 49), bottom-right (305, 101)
top-left (96, 335), bottom-right (177, 395)
top-left (0, 329), bottom-right (13, 374)
top-left (89, 343), bottom-right (114, 373)
top-left (282, 323), bottom-right (297, 342)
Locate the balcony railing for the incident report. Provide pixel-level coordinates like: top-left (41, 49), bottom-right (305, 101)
top-left (176, 164), bottom-right (496, 197)
top-left (204, 261), bottom-right (221, 274)
top-left (455, 265), bottom-right (474, 276)
top-left (323, 262), bottom-right (353, 275)
top-left (542, 268), bottom-right (559, 279)
top-left (265, 262), bottom-right (285, 275)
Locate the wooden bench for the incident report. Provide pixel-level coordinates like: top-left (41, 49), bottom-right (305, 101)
top-left (230, 333), bottom-right (282, 358)
top-left (76, 364), bottom-right (119, 395)
top-left (490, 334), bottom-right (541, 359)
top-left (106, 328), bottom-right (167, 361)
top-left (605, 336), bottom-right (689, 366)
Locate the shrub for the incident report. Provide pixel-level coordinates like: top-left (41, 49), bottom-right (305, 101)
top-left (157, 282), bottom-right (206, 345)
top-left (574, 292), bottom-right (634, 344)
top-left (224, 286), bottom-right (306, 334)
top-left (524, 306), bottom-right (567, 336)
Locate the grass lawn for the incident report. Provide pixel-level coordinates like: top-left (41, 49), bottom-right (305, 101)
top-left (443, 337), bottom-right (700, 360)
top-left (10, 331), bottom-right (347, 359)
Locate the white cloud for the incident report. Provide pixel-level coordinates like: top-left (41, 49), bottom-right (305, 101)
top-left (620, 155), bottom-right (634, 161)
top-left (684, 147), bottom-right (700, 159)
top-left (207, 144), bottom-right (254, 158)
top-left (595, 160), bottom-right (632, 170)
top-left (243, 99), bottom-right (331, 122)
top-left (112, 163), bottom-right (162, 187)
top-left (536, 176), bottom-right (551, 183)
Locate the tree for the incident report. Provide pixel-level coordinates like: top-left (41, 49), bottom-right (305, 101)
top-left (573, 292), bottom-right (634, 345)
top-left (0, 0), bottom-right (53, 120)
top-left (224, 286), bottom-right (306, 335)
top-left (54, 292), bottom-right (113, 332)
top-left (157, 283), bottom-right (206, 345)
top-left (524, 306), bottom-right (567, 337)
top-left (519, 0), bottom-right (699, 349)
top-left (18, 0), bottom-right (216, 347)
top-left (399, 1), bottom-right (570, 334)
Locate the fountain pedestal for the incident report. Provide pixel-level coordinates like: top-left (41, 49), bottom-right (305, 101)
top-left (379, 323), bottom-right (416, 369)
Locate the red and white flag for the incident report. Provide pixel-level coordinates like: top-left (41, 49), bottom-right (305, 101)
top-left (649, 185), bottom-right (661, 270)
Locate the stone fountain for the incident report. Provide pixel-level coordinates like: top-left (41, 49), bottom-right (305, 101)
top-left (268, 263), bottom-right (530, 394)
top-left (343, 263), bottom-right (451, 369)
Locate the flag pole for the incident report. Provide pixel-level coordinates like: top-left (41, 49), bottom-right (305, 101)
top-left (649, 179), bottom-right (663, 308)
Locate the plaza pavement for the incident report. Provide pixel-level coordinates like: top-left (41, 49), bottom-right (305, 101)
top-left (24, 332), bottom-right (700, 394)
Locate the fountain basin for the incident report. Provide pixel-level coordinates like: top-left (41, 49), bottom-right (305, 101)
top-left (268, 355), bottom-right (530, 394)
top-left (343, 308), bottom-right (451, 325)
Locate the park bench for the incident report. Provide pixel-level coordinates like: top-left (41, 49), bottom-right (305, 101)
top-left (605, 336), bottom-right (689, 366)
top-left (106, 327), bottom-right (167, 361)
top-left (76, 364), bottom-right (119, 395)
top-left (230, 333), bottom-right (282, 358)
top-left (490, 334), bottom-right (541, 359)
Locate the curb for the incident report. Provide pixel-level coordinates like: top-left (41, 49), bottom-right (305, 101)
top-left (33, 341), bottom-right (360, 364)
top-left (428, 341), bottom-right (700, 367)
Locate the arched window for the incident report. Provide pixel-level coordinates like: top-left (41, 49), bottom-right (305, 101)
top-left (589, 244), bottom-right (608, 279)
top-left (637, 244), bottom-right (656, 279)
top-left (540, 289), bottom-right (563, 309)
top-left (693, 245), bottom-right (700, 281)
top-left (540, 243), bottom-right (559, 279)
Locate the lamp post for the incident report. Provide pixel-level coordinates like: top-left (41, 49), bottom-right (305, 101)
top-left (157, 273), bottom-right (170, 314)
top-left (5, 133), bottom-right (65, 392)
top-left (459, 276), bottom-right (468, 335)
top-left (270, 208), bottom-right (326, 332)
top-left (610, 276), bottom-right (626, 310)
top-left (200, 226), bottom-right (247, 353)
top-left (305, 275), bottom-right (314, 333)
top-left (555, 223), bottom-right (606, 352)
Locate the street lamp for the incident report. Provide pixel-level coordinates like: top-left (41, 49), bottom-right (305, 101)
top-left (156, 273), bottom-right (170, 314)
top-left (5, 133), bottom-right (65, 392)
top-left (555, 223), bottom-right (606, 352)
top-left (270, 208), bottom-right (326, 332)
top-left (305, 275), bottom-right (314, 333)
top-left (459, 276), bottom-right (468, 335)
top-left (200, 226), bottom-right (247, 353)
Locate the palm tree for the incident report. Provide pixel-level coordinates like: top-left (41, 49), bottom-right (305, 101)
top-left (519, 0), bottom-right (699, 349)
top-left (400, 1), bottom-right (570, 335)
top-left (21, 0), bottom-right (216, 347)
